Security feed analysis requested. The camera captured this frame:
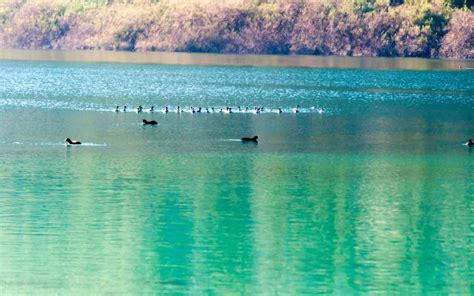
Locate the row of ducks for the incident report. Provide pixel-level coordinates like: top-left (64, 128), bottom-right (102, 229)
top-left (65, 120), bottom-right (258, 146)
top-left (66, 134), bottom-right (472, 147)
top-left (114, 105), bottom-right (323, 114)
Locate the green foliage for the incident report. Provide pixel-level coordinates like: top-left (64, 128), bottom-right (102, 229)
top-left (0, 2), bottom-right (9, 25)
top-left (445, 0), bottom-right (473, 8)
top-left (353, 0), bottom-right (376, 13)
top-left (390, 0), bottom-right (404, 5)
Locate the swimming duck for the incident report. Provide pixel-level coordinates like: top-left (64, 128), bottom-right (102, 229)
top-left (65, 138), bottom-right (81, 145)
top-left (143, 119), bottom-right (158, 125)
top-left (241, 136), bottom-right (258, 142)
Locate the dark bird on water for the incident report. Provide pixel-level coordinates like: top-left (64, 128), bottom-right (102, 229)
top-left (241, 136), bottom-right (258, 142)
top-left (65, 138), bottom-right (81, 145)
top-left (143, 119), bottom-right (158, 125)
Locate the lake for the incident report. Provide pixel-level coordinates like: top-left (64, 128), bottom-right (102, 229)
top-left (0, 49), bottom-right (473, 294)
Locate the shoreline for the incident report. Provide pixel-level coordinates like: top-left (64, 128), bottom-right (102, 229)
top-left (1, 49), bottom-right (473, 71)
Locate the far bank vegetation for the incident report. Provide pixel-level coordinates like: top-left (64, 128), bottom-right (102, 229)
top-left (0, 0), bottom-right (472, 59)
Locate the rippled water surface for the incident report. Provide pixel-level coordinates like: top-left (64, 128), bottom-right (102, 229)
top-left (0, 51), bottom-right (473, 294)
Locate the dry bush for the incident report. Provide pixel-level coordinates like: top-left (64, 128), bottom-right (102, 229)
top-left (63, 4), bottom-right (156, 50)
top-left (291, 2), bottom-right (453, 57)
top-left (440, 10), bottom-right (474, 58)
top-left (135, 3), bottom-right (247, 52)
top-left (230, 1), bottom-right (301, 54)
top-left (1, 0), bottom-right (70, 49)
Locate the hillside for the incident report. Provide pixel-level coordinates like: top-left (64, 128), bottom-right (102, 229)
top-left (0, 0), bottom-right (472, 59)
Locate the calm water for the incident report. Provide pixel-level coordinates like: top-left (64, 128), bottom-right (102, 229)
top-left (0, 51), bottom-right (473, 294)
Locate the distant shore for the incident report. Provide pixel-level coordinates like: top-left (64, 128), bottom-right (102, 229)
top-left (0, 0), bottom-right (472, 60)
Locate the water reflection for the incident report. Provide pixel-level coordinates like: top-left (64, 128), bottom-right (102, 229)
top-left (0, 151), bottom-right (471, 293)
top-left (1, 49), bottom-right (473, 70)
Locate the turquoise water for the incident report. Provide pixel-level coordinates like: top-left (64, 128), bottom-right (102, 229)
top-left (0, 55), bottom-right (473, 294)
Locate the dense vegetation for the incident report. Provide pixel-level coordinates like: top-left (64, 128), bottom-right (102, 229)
top-left (0, 0), bottom-right (472, 59)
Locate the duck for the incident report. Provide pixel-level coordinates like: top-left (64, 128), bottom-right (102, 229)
top-left (241, 136), bottom-right (258, 143)
top-left (142, 119), bottom-right (158, 125)
top-left (65, 138), bottom-right (81, 145)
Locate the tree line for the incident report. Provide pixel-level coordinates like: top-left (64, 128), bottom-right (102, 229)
top-left (0, 0), bottom-right (472, 59)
